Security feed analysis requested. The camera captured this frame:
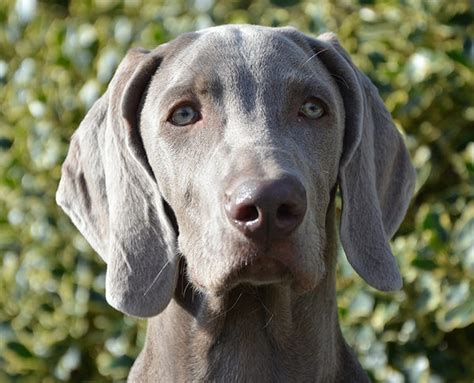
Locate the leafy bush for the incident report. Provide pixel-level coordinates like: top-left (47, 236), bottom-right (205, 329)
top-left (0, 0), bottom-right (472, 381)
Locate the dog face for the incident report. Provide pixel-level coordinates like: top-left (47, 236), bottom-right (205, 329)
top-left (57, 25), bottom-right (415, 317)
top-left (140, 26), bottom-right (345, 294)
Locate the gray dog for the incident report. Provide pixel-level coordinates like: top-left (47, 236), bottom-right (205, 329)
top-left (57, 25), bottom-right (415, 382)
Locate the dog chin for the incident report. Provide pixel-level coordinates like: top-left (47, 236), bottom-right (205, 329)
top-left (224, 257), bottom-right (293, 290)
top-left (189, 256), bottom-right (293, 296)
top-left (187, 238), bottom-right (318, 295)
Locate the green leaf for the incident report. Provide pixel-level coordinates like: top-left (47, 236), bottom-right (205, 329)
top-left (411, 258), bottom-right (437, 270)
top-left (438, 298), bottom-right (474, 331)
top-left (7, 342), bottom-right (33, 359)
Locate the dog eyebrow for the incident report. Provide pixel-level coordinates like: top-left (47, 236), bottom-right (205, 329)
top-left (280, 72), bottom-right (337, 107)
top-left (284, 69), bottom-right (331, 89)
top-left (161, 85), bottom-right (197, 103)
top-left (160, 70), bottom-right (224, 106)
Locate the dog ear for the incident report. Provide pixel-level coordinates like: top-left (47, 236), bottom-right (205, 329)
top-left (57, 46), bottom-right (179, 317)
top-left (303, 32), bottom-right (416, 291)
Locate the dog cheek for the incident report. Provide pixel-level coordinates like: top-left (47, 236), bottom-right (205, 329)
top-left (297, 210), bottom-right (327, 289)
top-left (179, 228), bottom-right (237, 292)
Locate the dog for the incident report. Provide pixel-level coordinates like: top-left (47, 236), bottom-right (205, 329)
top-left (57, 25), bottom-right (416, 382)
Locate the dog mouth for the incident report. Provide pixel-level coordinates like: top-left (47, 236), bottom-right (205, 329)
top-left (180, 233), bottom-right (316, 295)
top-left (224, 257), bottom-right (292, 290)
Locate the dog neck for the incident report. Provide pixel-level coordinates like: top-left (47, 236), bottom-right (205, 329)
top-left (128, 208), bottom-right (368, 382)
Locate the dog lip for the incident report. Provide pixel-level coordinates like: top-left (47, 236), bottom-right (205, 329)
top-left (228, 257), bottom-right (292, 288)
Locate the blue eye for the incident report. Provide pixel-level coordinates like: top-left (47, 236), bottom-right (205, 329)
top-left (169, 105), bottom-right (200, 126)
top-left (299, 99), bottom-right (325, 120)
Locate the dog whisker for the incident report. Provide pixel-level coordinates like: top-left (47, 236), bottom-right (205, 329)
top-left (256, 295), bottom-right (275, 329)
top-left (263, 313), bottom-right (274, 329)
top-left (211, 292), bottom-right (243, 320)
top-left (183, 280), bottom-right (193, 297)
top-left (330, 73), bottom-right (349, 89)
top-left (143, 259), bottom-right (171, 296)
top-left (173, 54), bottom-right (200, 77)
top-left (298, 47), bottom-right (329, 70)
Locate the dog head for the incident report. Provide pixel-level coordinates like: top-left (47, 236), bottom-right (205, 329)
top-left (57, 25), bottom-right (415, 317)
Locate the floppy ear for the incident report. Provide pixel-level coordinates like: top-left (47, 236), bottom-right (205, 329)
top-left (305, 32), bottom-right (416, 291)
top-left (57, 46), bottom-right (179, 317)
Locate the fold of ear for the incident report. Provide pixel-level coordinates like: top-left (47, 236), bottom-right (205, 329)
top-left (303, 32), bottom-right (416, 291)
top-left (57, 47), bottom-right (178, 317)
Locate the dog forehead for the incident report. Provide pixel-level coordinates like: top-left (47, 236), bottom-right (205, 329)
top-left (191, 25), bottom-right (314, 74)
top-left (195, 24), bottom-right (300, 52)
top-left (153, 25), bottom-right (333, 104)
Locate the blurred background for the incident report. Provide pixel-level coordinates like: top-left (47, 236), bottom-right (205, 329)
top-left (0, 0), bottom-right (473, 381)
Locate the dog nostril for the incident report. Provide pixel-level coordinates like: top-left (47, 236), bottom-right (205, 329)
top-left (235, 205), bottom-right (259, 222)
top-left (225, 175), bottom-right (307, 239)
top-left (276, 204), bottom-right (297, 222)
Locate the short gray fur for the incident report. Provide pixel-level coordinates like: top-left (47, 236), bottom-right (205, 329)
top-left (56, 25), bottom-right (416, 382)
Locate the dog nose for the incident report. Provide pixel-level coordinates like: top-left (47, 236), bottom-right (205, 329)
top-left (224, 175), bottom-right (307, 241)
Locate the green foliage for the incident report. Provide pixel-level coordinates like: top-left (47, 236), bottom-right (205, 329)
top-left (1, 0), bottom-right (472, 381)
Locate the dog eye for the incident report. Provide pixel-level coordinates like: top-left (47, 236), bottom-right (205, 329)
top-left (299, 99), bottom-right (325, 120)
top-left (169, 105), bottom-right (200, 126)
